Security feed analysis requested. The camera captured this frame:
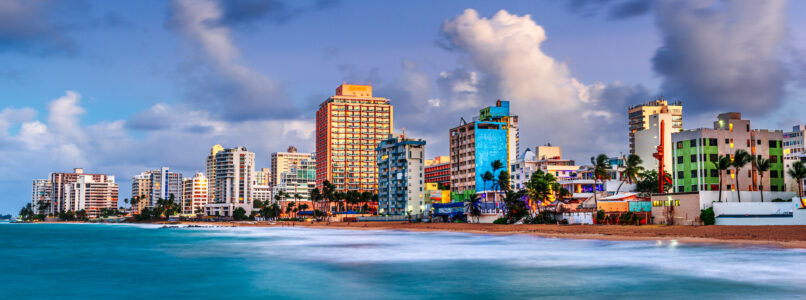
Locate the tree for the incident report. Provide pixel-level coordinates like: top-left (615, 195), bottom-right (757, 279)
top-left (18, 203), bottom-right (34, 221)
top-left (310, 188), bottom-right (322, 216)
top-left (732, 149), bottom-right (752, 202)
top-left (616, 154), bottom-right (643, 194)
top-left (286, 202), bottom-right (296, 218)
top-left (130, 195), bottom-right (141, 212)
top-left (156, 195), bottom-right (180, 219)
top-left (787, 161), bottom-right (806, 198)
top-left (36, 200), bottom-right (51, 216)
top-left (498, 171), bottom-right (510, 192)
top-left (502, 190), bottom-right (527, 224)
top-left (635, 170), bottom-right (672, 197)
top-left (360, 191), bottom-right (373, 212)
top-left (712, 155), bottom-right (732, 202)
top-left (590, 154), bottom-right (611, 210)
top-left (76, 209), bottom-right (88, 221)
top-left (233, 207), bottom-right (248, 221)
top-left (464, 193), bottom-right (481, 223)
top-left (322, 180), bottom-right (335, 218)
top-left (293, 193), bottom-right (302, 218)
top-left (753, 157), bottom-right (771, 202)
top-left (482, 171), bottom-right (495, 191)
top-left (526, 170), bottom-right (557, 215)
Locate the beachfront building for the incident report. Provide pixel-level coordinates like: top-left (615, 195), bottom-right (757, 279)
top-left (130, 173), bottom-right (151, 213)
top-left (633, 105), bottom-right (680, 174)
top-left (33, 168), bottom-right (115, 215)
top-left (206, 146), bottom-right (255, 217)
top-left (424, 156), bottom-right (450, 188)
top-left (271, 147), bottom-right (312, 189)
top-left (511, 146), bottom-right (579, 191)
top-left (255, 167), bottom-right (271, 186)
top-left (206, 144), bottom-right (224, 203)
top-left (315, 84), bottom-right (393, 193)
top-left (31, 179), bottom-right (53, 215)
top-left (63, 174), bottom-right (119, 218)
top-left (376, 134), bottom-right (426, 216)
top-left (273, 149), bottom-right (316, 206)
top-left (253, 185), bottom-right (272, 206)
top-left (783, 125), bottom-right (806, 192)
top-left (672, 112), bottom-right (784, 193)
top-left (181, 172), bottom-right (208, 216)
top-left (449, 100), bottom-right (518, 197)
top-left (132, 167), bottom-right (183, 207)
top-left (628, 98), bottom-right (683, 155)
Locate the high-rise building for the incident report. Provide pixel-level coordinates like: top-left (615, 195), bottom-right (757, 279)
top-left (132, 167), bottom-right (183, 207)
top-left (63, 174), bottom-right (119, 218)
top-left (271, 146), bottom-right (312, 188)
top-left (206, 146), bottom-right (255, 217)
top-left (449, 100), bottom-right (518, 194)
top-left (672, 112), bottom-right (784, 193)
top-left (206, 144), bottom-right (224, 203)
top-left (275, 156), bottom-right (316, 206)
top-left (634, 112), bottom-right (675, 174)
top-left (32, 179), bottom-right (53, 215)
top-left (130, 173), bottom-right (151, 213)
top-left (628, 98), bottom-right (683, 154)
top-left (376, 134), bottom-right (426, 215)
top-left (181, 172), bottom-right (208, 215)
top-left (255, 167), bottom-right (271, 186)
top-left (315, 84), bottom-right (393, 193)
top-left (424, 156), bottom-right (450, 188)
top-left (44, 168), bottom-right (109, 214)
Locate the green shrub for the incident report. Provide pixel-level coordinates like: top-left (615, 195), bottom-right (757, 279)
top-left (595, 210), bottom-right (606, 224)
top-left (700, 207), bottom-right (715, 225)
top-left (492, 217), bottom-right (507, 224)
top-left (771, 198), bottom-right (791, 202)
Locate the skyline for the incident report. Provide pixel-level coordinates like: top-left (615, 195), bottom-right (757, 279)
top-left (2, 0), bottom-right (806, 214)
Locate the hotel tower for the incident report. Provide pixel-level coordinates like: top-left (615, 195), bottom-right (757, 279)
top-left (315, 84), bottom-right (393, 192)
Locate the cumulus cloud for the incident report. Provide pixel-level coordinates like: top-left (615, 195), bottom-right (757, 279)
top-left (652, 0), bottom-right (789, 116)
top-left (169, 0), bottom-right (295, 120)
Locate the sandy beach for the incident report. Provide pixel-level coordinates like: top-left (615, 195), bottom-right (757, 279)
top-left (149, 220), bottom-right (806, 249)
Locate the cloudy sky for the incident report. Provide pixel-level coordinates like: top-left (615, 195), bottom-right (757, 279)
top-left (1, 0), bottom-right (805, 214)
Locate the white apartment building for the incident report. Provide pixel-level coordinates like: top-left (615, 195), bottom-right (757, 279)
top-left (206, 146), bottom-right (255, 217)
top-left (182, 172), bottom-right (208, 216)
top-left (783, 125), bottom-right (806, 192)
top-left (64, 174), bottom-right (119, 218)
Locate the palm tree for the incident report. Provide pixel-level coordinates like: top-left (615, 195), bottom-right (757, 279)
top-left (286, 202), bottom-right (296, 218)
top-left (310, 188), bottom-right (322, 216)
top-left (753, 157), bottom-right (771, 202)
top-left (732, 149), bottom-right (752, 202)
top-left (498, 171), bottom-right (511, 192)
top-left (130, 195), bottom-right (141, 213)
top-left (322, 180), bottom-right (335, 219)
top-left (465, 193), bottom-right (481, 223)
top-left (616, 154), bottom-right (643, 194)
top-left (711, 155), bottom-right (732, 202)
top-left (502, 190), bottom-right (527, 224)
top-left (590, 154), bottom-right (610, 210)
top-left (360, 191), bottom-right (373, 213)
top-left (526, 170), bottom-right (557, 215)
top-left (293, 193), bottom-right (302, 218)
top-left (788, 161), bottom-right (806, 198)
top-left (482, 171), bottom-right (494, 191)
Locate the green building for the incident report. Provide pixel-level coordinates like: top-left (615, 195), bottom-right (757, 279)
top-left (672, 112), bottom-right (784, 193)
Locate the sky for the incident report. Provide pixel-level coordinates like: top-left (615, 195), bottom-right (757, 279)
top-left (1, 0), bottom-right (805, 214)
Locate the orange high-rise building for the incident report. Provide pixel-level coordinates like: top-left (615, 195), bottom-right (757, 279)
top-left (315, 84), bottom-right (393, 192)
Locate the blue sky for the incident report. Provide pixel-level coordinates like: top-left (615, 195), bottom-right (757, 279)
top-left (1, 0), bottom-right (805, 214)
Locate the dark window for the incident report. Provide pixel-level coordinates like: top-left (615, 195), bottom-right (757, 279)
top-left (678, 186), bottom-right (684, 192)
top-left (710, 169), bottom-right (718, 177)
top-left (690, 154), bottom-right (697, 162)
top-left (676, 141), bottom-right (683, 149)
top-left (747, 139), bottom-right (751, 147)
top-left (691, 185), bottom-right (698, 192)
top-left (690, 140), bottom-right (696, 147)
top-left (725, 138), bottom-right (730, 144)
top-left (746, 124), bottom-right (750, 132)
top-left (726, 184), bottom-right (732, 190)
top-left (711, 184), bottom-right (719, 191)
top-left (710, 154), bottom-right (718, 162)
top-left (757, 140), bottom-right (761, 145)
top-left (771, 170), bottom-right (779, 178)
top-left (678, 171), bottom-right (684, 178)
top-left (709, 139), bottom-right (717, 146)
top-left (769, 140), bottom-right (777, 148)
top-left (677, 156), bottom-right (683, 164)
top-left (770, 155), bottom-right (778, 163)
top-left (691, 170), bottom-right (698, 177)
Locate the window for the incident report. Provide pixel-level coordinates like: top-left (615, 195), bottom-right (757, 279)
top-left (690, 140), bottom-right (696, 147)
top-left (691, 185), bottom-right (698, 192)
top-left (709, 139), bottom-right (718, 146)
top-left (746, 124), bottom-right (750, 132)
top-left (691, 170), bottom-right (698, 177)
top-left (710, 184), bottom-right (719, 191)
top-left (757, 140), bottom-right (761, 145)
top-left (677, 186), bottom-right (684, 192)
top-left (710, 169), bottom-right (718, 177)
top-left (771, 170), bottom-right (779, 178)
top-left (690, 154), bottom-right (697, 162)
top-left (677, 156), bottom-right (683, 164)
top-left (678, 171), bottom-right (684, 178)
top-left (677, 141), bottom-right (683, 149)
top-left (725, 138), bottom-right (730, 144)
top-left (769, 140), bottom-right (778, 148)
top-left (771, 185), bottom-right (779, 192)
top-left (747, 139), bottom-right (750, 147)
top-left (747, 170), bottom-right (752, 177)
top-left (710, 154), bottom-right (718, 162)
top-left (770, 155), bottom-right (778, 163)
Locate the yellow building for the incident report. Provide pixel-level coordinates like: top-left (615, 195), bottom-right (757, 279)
top-left (315, 84), bottom-right (393, 193)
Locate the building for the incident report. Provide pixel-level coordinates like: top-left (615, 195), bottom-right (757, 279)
top-left (783, 125), bottom-right (806, 192)
top-left (271, 147), bottom-right (313, 189)
top-left (535, 144), bottom-right (561, 160)
top-left (253, 185), bottom-right (273, 206)
top-left (133, 167), bottom-right (183, 207)
top-left (634, 109), bottom-right (677, 174)
top-left (672, 112), bottom-right (784, 193)
top-left (181, 172), bottom-right (208, 216)
top-left (31, 179), bottom-right (53, 215)
top-left (628, 98), bottom-right (683, 154)
top-left (63, 174), bottom-right (119, 218)
top-left (511, 147), bottom-right (579, 191)
top-left (255, 167), bottom-right (271, 186)
top-left (449, 100), bottom-right (518, 194)
top-left (424, 156), bottom-right (450, 188)
top-left (274, 156), bottom-right (316, 212)
top-left (315, 84), bottom-right (393, 193)
top-left (206, 144), bottom-right (224, 203)
top-left (39, 168), bottom-right (110, 214)
top-left (376, 134), bottom-right (426, 215)
top-left (206, 146), bottom-right (255, 217)
top-left (130, 173), bottom-right (151, 213)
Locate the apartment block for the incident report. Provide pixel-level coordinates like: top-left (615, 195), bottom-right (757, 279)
top-left (206, 144), bottom-right (224, 203)
top-left (63, 174), bottom-right (119, 218)
top-left (424, 156), bottom-right (450, 188)
top-left (181, 172), bottom-right (208, 215)
top-left (628, 98), bottom-right (683, 154)
top-left (206, 146), bottom-right (255, 217)
top-left (376, 134), bottom-right (426, 215)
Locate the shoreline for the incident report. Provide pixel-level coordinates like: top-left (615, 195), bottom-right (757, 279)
top-left (26, 220), bottom-right (806, 249)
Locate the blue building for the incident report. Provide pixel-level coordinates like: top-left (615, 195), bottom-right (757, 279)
top-left (376, 134), bottom-right (426, 216)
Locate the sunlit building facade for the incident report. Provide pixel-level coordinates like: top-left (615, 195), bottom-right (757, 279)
top-left (182, 172), bottom-right (208, 216)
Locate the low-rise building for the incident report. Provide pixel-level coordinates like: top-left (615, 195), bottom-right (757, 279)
top-left (377, 134), bottom-right (426, 216)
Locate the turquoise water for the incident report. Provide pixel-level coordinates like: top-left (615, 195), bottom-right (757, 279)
top-left (2, 223), bottom-right (805, 299)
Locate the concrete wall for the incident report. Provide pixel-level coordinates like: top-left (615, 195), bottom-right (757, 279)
top-left (713, 200), bottom-right (806, 225)
top-left (650, 193), bottom-right (701, 225)
top-left (556, 212), bottom-right (593, 224)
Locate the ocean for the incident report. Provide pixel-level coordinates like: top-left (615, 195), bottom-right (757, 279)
top-left (2, 222), bottom-right (805, 299)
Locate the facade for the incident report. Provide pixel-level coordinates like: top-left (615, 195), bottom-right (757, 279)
top-left (31, 179), bottom-right (53, 215)
top-left (275, 157), bottom-right (316, 202)
top-left (271, 147), bottom-right (313, 189)
top-left (672, 112), bottom-right (784, 193)
top-left (63, 174), bottom-right (119, 218)
top-left (628, 98), bottom-right (683, 154)
top-left (135, 167), bottom-right (183, 206)
top-left (206, 144), bottom-right (224, 203)
top-left (206, 146), bottom-right (255, 217)
top-left (634, 112), bottom-right (675, 174)
top-left (315, 84), bottom-right (393, 193)
top-left (44, 168), bottom-right (109, 214)
top-left (181, 172), bottom-right (208, 216)
top-left (253, 185), bottom-right (273, 205)
top-left (449, 100), bottom-right (519, 193)
top-left (424, 156), bottom-right (450, 187)
top-left (255, 167), bottom-right (271, 186)
top-left (511, 147), bottom-right (579, 191)
top-left (130, 173), bottom-right (151, 212)
top-left (376, 134), bottom-right (426, 215)
top-left (783, 125), bottom-right (806, 192)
